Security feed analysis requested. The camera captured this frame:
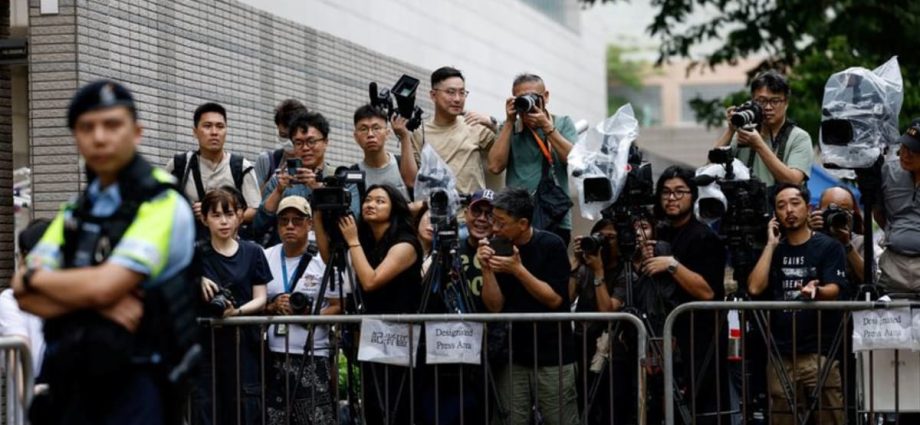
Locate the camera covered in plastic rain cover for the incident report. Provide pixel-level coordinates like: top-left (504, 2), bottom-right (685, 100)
top-left (694, 159), bottom-right (752, 225)
top-left (820, 56), bottom-right (903, 169)
top-left (567, 103), bottom-right (640, 220)
top-left (414, 143), bottom-right (461, 216)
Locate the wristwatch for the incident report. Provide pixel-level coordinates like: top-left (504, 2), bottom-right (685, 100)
top-left (667, 258), bottom-right (679, 274)
top-left (593, 276), bottom-right (604, 288)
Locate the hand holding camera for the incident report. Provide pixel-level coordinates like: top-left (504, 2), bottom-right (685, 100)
top-left (269, 293), bottom-right (293, 316)
top-left (514, 93), bottom-right (552, 132)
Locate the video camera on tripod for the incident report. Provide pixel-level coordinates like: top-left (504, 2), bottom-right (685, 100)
top-left (369, 74), bottom-right (424, 132)
top-left (695, 148), bottom-right (770, 281)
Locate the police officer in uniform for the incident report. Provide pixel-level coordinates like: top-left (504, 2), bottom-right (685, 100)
top-left (12, 80), bottom-right (198, 425)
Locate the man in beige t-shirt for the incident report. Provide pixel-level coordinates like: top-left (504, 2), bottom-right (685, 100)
top-left (165, 102), bottom-right (260, 224)
top-left (410, 66), bottom-right (499, 195)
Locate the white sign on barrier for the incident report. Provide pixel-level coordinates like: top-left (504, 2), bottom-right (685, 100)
top-left (852, 307), bottom-right (916, 351)
top-left (424, 321), bottom-right (484, 365)
top-left (357, 319), bottom-right (421, 367)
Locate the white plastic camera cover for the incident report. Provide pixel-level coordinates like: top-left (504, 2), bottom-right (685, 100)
top-left (694, 159), bottom-right (752, 225)
top-left (414, 143), bottom-right (460, 213)
top-left (567, 103), bottom-right (639, 220)
top-left (819, 56), bottom-right (903, 169)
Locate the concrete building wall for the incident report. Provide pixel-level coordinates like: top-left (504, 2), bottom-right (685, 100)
top-left (1, 0), bottom-right (16, 284)
top-left (28, 0), bottom-right (439, 217)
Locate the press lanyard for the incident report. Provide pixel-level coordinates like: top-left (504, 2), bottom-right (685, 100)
top-left (280, 250), bottom-right (295, 293)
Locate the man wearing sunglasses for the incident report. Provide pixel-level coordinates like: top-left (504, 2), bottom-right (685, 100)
top-left (714, 70), bottom-right (814, 187)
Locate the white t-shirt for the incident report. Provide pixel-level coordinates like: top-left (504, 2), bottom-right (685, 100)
top-left (263, 244), bottom-right (339, 357)
top-left (0, 289), bottom-right (45, 373)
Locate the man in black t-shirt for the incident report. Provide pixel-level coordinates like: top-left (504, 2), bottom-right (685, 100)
top-left (749, 183), bottom-right (846, 425)
top-left (646, 166), bottom-right (727, 423)
top-left (477, 187), bottom-right (578, 425)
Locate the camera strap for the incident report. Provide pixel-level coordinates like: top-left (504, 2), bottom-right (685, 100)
top-left (281, 248), bottom-right (314, 294)
top-left (529, 127), bottom-right (554, 166)
top-left (746, 120), bottom-right (795, 171)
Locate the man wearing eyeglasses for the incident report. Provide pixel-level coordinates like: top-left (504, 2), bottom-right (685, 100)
top-left (875, 119), bottom-right (920, 293)
top-left (263, 196), bottom-right (339, 425)
top-left (646, 166), bottom-right (728, 423)
top-left (489, 73), bottom-right (578, 244)
top-left (714, 70), bottom-right (814, 187)
top-left (256, 111), bottom-right (360, 246)
top-left (351, 104), bottom-right (416, 200)
top-left (410, 66), bottom-right (499, 195)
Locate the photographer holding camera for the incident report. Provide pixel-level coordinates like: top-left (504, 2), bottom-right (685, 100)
top-left (352, 104), bottom-right (417, 200)
top-left (256, 111), bottom-right (361, 246)
top-left (489, 73), bottom-right (578, 244)
top-left (809, 186), bottom-right (869, 289)
top-left (263, 196), bottom-right (339, 425)
top-left (195, 187), bottom-right (271, 425)
top-left (569, 219), bottom-right (628, 425)
top-left (748, 183), bottom-right (847, 425)
top-left (714, 71), bottom-right (814, 187)
top-left (314, 184), bottom-right (422, 425)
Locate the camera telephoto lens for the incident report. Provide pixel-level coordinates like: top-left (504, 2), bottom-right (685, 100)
top-left (730, 101), bottom-right (764, 130)
top-left (579, 233), bottom-right (606, 256)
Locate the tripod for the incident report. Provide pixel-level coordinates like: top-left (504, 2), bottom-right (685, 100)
top-left (287, 235), bottom-right (365, 424)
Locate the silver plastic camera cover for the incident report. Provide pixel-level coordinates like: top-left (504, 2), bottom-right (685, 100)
top-left (694, 159), bottom-right (752, 224)
top-left (567, 103), bottom-right (639, 220)
top-left (414, 143), bottom-right (460, 214)
top-left (819, 56), bottom-right (903, 169)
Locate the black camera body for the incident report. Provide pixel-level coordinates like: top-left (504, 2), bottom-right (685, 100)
top-left (822, 204), bottom-right (852, 233)
top-left (514, 93), bottom-right (542, 114)
top-left (289, 292), bottom-right (314, 314)
top-left (207, 287), bottom-right (236, 318)
top-left (429, 189), bottom-right (459, 246)
top-left (313, 168), bottom-right (366, 213)
top-left (579, 233), bottom-right (607, 256)
top-left (730, 101), bottom-right (764, 131)
top-left (369, 75), bottom-right (424, 131)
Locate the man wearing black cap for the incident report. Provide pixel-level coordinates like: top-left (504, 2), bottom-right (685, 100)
top-left (12, 80), bottom-right (197, 425)
top-left (876, 119), bottom-right (920, 293)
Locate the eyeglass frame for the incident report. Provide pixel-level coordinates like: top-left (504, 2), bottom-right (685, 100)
top-left (660, 189), bottom-right (693, 200)
top-left (292, 138), bottom-right (326, 149)
top-left (752, 97), bottom-right (787, 108)
top-left (432, 88), bottom-right (470, 98)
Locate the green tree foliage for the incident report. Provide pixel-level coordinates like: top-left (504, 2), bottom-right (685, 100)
top-left (587, 0), bottom-right (920, 138)
top-left (606, 45), bottom-right (656, 122)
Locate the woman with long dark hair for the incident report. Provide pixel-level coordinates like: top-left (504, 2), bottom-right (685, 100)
top-left (314, 184), bottom-right (422, 425)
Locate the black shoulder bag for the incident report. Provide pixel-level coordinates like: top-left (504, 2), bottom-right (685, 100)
top-left (530, 128), bottom-right (572, 233)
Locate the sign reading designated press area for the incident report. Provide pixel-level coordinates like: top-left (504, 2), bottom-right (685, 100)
top-left (854, 306), bottom-right (920, 412)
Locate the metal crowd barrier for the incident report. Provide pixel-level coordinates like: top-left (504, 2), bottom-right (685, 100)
top-left (0, 337), bottom-right (34, 425)
top-left (662, 301), bottom-right (920, 425)
top-left (196, 312), bottom-right (648, 425)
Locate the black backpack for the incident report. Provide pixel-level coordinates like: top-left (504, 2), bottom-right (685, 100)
top-left (170, 151), bottom-right (252, 203)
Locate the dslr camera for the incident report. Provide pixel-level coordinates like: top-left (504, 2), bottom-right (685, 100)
top-left (369, 74), bottom-right (424, 131)
top-left (289, 292), bottom-right (315, 314)
top-left (730, 101), bottom-right (764, 131)
top-left (821, 204), bottom-right (852, 233)
top-left (579, 233), bottom-right (609, 256)
top-left (514, 93), bottom-right (542, 114)
top-left (207, 287), bottom-right (236, 318)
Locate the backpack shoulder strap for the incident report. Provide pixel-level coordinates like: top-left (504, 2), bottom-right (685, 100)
top-left (229, 153), bottom-right (246, 191)
top-left (187, 152), bottom-right (206, 202)
top-left (172, 152), bottom-right (189, 188)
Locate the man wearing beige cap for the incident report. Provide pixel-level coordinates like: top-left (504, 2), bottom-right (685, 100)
top-left (263, 196), bottom-right (339, 425)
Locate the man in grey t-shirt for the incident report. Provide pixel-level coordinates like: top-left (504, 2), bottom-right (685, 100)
top-left (351, 104), bottom-right (417, 200)
top-left (876, 119), bottom-right (920, 293)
